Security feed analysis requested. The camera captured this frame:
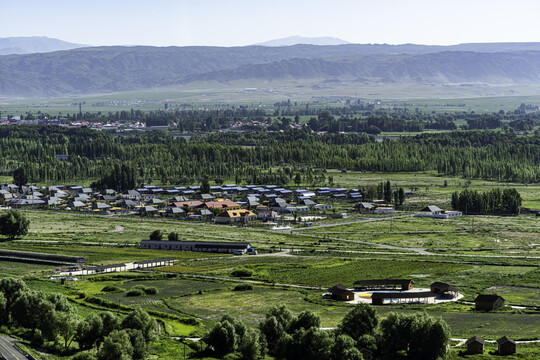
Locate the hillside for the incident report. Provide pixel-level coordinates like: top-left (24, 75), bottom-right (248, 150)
top-left (2, 43), bottom-right (540, 96)
top-left (186, 51), bottom-right (540, 85)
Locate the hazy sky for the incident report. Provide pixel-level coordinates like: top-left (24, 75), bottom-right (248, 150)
top-left (2, 0), bottom-right (539, 47)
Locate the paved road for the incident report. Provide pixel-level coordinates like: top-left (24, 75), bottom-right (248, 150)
top-left (0, 335), bottom-right (27, 360)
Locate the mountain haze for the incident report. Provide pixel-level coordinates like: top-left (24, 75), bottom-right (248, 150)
top-left (255, 36), bottom-right (350, 46)
top-left (2, 42), bottom-right (540, 97)
top-left (0, 36), bottom-right (88, 55)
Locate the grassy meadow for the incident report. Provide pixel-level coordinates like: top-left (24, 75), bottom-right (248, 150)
top-left (0, 170), bottom-right (538, 358)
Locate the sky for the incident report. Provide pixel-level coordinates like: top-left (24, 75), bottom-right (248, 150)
top-left (1, 0), bottom-right (540, 47)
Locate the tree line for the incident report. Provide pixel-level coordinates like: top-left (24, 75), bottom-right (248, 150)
top-left (2, 126), bottom-right (540, 186)
top-left (203, 303), bottom-right (450, 360)
top-left (451, 188), bottom-right (522, 215)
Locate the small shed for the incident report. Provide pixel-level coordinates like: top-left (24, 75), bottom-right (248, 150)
top-left (430, 282), bottom-right (459, 298)
top-left (328, 284), bottom-right (355, 301)
top-left (497, 336), bottom-right (516, 355)
top-left (474, 294), bottom-right (505, 311)
top-left (465, 336), bottom-right (485, 355)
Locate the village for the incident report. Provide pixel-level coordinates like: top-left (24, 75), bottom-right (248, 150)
top-left (0, 182), bottom-right (461, 225)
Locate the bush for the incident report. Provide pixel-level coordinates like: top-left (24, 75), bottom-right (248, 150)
top-left (101, 285), bottom-right (124, 293)
top-left (149, 230), bottom-right (163, 241)
top-left (126, 289), bottom-right (144, 297)
top-left (231, 269), bottom-right (253, 277)
top-left (233, 284), bottom-right (254, 291)
top-left (78, 291), bottom-right (87, 299)
top-left (168, 232), bottom-right (179, 241)
top-left (144, 286), bottom-right (159, 295)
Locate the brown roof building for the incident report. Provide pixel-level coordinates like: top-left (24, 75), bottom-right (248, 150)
top-left (354, 279), bottom-right (414, 291)
top-left (465, 336), bottom-right (485, 355)
top-left (474, 294), bottom-right (505, 311)
top-left (328, 284), bottom-right (355, 301)
top-left (430, 282), bottom-right (459, 298)
top-left (497, 336), bottom-right (516, 355)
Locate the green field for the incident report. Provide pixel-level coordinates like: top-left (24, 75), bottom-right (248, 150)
top-left (0, 170), bottom-right (538, 359)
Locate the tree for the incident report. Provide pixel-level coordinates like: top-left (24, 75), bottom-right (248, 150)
top-left (0, 277), bottom-right (28, 323)
top-left (289, 310), bottom-right (320, 332)
top-left (398, 187), bottom-right (405, 205)
top-left (127, 329), bottom-right (148, 360)
top-left (366, 125), bottom-right (381, 135)
top-left (237, 329), bottom-right (262, 360)
top-left (276, 327), bottom-right (334, 360)
top-left (0, 210), bottom-right (30, 239)
top-left (168, 232), bottom-right (179, 241)
top-left (12, 291), bottom-right (53, 335)
top-left (12, 168), bottom-right (27, 187)
top-left (338, 303), bottom-right (378, 341)
top-left (201, 176), bottom-right (210, 194)
top-left (204, 319), bottom-right (238, 357)
top-left (331, 334), bottom-right (363, 360)
top-left (384, 180), bottom-right (392, 204)
top-left (121, 308), bottom-right (157, 342)
top-left (294, 173), bottom-right (302, 187)
top-left (99, 312), bottom-right (120, 340)
top-left (259, 306), bottom-right (294, 353)
top-left (76, 313), bottom-right (104, 350)
top-left (149, 230), bottom-right (163, 241)
top-left (55, 311), bottom-right (80, 350)
top-left (378, 312), bottom-right (450, 360)
top-left (98, 330), bottom-right (133, 360)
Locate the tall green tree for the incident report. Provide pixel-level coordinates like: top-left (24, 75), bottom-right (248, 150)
top-left (0, 210), bottom-right (30, 239)
top-left (121, 308), bottom-right (157, 342)
top-left (97, 330), bottom-right (134, 360)
top-left (12, 167), bottom-right (27, 187)
top-left (378, 312), bottom-right (450, 360)
top-left (337, 303), bottom-right (378, 341)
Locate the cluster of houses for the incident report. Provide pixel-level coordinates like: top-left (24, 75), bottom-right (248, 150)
top-left (0, 183), bottom-right (370, 224)
top-left (1, 182), bottom-right (463, 225)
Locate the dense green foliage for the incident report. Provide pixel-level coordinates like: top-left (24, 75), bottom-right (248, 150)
top-left (451, 188), bottom-right (523, 214)
top-left (203, 305), bottom-right (451, 360)
top-left (0, 278), bottom-right (157, 359)
top-left (0, 210), bottom-right (30, 239)
top-left (1, 126), bottom-right (540, 184)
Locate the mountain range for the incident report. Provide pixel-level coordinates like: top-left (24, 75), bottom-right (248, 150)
top-left (2, 39), bottom-right (540, 97)
top-left (0, 36), bottom-right (87, 55)
top-left (254, 36), bottom-right (350, 46)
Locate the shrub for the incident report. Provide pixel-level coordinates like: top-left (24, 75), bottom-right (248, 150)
top-left (144, 286), bottom-right (159, 295)
top-left (126, 289), bottom-right (144, 297)
top-left (149, 230), bottom-right (163, 240)
top-left (231, 269), bottom-right (253, 277)
top-left (168, 232), bottom-right (179, 241)
top-left (102, 285), bottom-right (124, 293)
top-left (233, 284), bottom-right (253, 291)
top-left (78, 291), bottom-right (87, 299)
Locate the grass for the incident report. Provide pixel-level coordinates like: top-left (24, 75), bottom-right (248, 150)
top-left (0, 260), bottom-right (53, 277)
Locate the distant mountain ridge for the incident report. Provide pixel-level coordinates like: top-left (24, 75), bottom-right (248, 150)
top-left (184, 51), bottom-right (540, 85)
top-left (255, 36), bottom-right (350, 46)
top-left (0, 36), bottom-right (87, 55)
top-left (2, 42), bottom-right (540, 96)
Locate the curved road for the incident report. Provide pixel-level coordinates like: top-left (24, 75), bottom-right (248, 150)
top-left (0, 335), bottom-right (27, 360)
